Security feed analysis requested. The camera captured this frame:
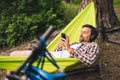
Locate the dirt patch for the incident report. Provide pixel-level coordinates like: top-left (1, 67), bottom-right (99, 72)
top-left (99, 43), bottom-right (120, 80)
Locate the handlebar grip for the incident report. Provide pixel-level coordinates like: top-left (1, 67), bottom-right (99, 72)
top-left (41, 25), bottom-right (55, 40)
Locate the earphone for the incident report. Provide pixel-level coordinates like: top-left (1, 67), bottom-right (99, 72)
top-left (90, 27), bottom-right (98, 42)
top-left (82, 24), bottom-right (98, 42)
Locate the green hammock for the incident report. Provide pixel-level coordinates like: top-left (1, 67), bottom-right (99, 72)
top-left (47, 2), bottom-right (96, 51)
top-left (0, 56), bottom-right (79, 72)
top-left (0, 2), bottom-right (96, 72)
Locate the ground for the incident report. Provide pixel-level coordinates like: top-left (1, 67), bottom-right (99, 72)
top-left (98, 43), bottom-right (120, 80)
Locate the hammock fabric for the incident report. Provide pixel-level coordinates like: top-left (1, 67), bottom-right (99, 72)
top-left (47, 2), bottom-right (96, 51)
top-left (0, 2), bottom-right (96, 72)
top-left (0, 56), bottom-right (78, 72)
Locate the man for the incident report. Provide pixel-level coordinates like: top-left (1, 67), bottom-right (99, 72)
top-left (6, 24), bottom-right (98, 79)
top-left (51, 24), bottom-right (99, 65)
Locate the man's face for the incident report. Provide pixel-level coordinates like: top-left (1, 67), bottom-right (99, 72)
top-left (79, 27), bottom-right (91, 42)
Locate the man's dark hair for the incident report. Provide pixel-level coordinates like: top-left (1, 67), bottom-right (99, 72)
top-left (82, 24), bottom-right (98, 42)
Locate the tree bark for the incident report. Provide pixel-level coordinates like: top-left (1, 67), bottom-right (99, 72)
top-left (79, 0), bottom-right (92, 12)
top-left (95, 0), bottom-right (120, 45)
top-left (79, 0), bottom-right (120, 45)
top-left (78, 1), bottom-right (120, 80)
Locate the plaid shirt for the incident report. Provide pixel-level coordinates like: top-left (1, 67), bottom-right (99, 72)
top-left (55, 42), bottom-right (99, 65)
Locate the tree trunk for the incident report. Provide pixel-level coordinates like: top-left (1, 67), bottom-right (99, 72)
top-left (78, 0), bottom-right (120, 80)
top-left (79, 0), bottom-right (92, 12)
top-left (95, 0), bottom-right (120, 45)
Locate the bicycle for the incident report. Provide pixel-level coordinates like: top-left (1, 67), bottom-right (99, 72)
top-left (6, 26), bottom-right (66, 80)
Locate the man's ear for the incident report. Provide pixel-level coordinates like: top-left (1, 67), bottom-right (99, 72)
top-left (90, 30), bottom-right (98, 42)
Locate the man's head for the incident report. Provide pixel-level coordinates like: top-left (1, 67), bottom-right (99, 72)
top-left (80, 24), bottom-right (98, 42)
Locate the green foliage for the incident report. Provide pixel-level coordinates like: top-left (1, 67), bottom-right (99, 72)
top-left (113, 0), bottom-right (120, 7)
top-left (1, 0), bottom-right (119, 48)
top-left (0, 0), bottom-right (64, 48)
top-left (113, 0), bottom-right (120, 21)
top-left (62, 1), bottom-right (80, 26)
top-left (118, 16), bottom-right (120, 21)
top-left (72, 0), bottom-right (81, 4)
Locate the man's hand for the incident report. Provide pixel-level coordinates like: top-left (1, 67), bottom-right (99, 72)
top-left (64, 36), bottom-right (70, 49)
top-left (58, 38), bottom-right (66, 48)
top-left (58, 36), bottom-right (73, 54)
top-left (64, 36), bottom-right (73, 54)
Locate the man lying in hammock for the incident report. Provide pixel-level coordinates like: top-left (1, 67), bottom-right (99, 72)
top-left (51, 24), bottom-right (99, 65)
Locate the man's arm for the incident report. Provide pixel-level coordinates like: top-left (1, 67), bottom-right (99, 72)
top-left (55, 38), bottom-right (66, 51)
top-left (72, 44), bottom-right (99, 65)
top-left (55, 46), bottom-right (63, 51)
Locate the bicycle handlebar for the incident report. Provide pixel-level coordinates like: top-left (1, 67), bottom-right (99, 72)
top-left (41, 25), bottom-right (54, 40)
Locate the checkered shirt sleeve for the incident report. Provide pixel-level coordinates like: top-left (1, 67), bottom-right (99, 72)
top-left (55, 42), bottom-right (99, 65)
top-left (72, 42), bottom-right (99, 65)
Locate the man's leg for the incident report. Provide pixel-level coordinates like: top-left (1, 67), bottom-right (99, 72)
top-left (50, 50), bottom-right (70, 58)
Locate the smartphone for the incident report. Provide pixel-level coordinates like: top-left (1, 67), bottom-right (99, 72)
top-left (61, 33), bottom-right (66, 39)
